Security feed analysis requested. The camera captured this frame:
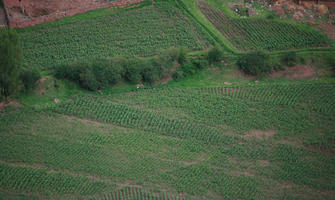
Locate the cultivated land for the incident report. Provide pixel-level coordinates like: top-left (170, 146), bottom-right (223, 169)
top-left (198, 2), bottom-right (330, 51)
top-left (1, 0), bottom-right (335, 199)
top-left (18, 1), bottom-right (211, 69)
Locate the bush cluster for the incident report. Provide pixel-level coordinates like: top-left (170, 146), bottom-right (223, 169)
top-left (55, 47), bottom-right (187, 90)
top-left (237, 51), bottom-right (271, 76)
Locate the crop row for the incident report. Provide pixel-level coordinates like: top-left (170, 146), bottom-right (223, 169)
top-left (52, 94), bottom-right (239, 145)
top-left (20, 2), bottom-right (211, 69)
top-left (0, 161), bottom-right (115, 196)
top-left (83, 186), bottom-right (191, 200)
top-left (199, 83), bottom-right (335, 113)
top-left (198, 2), bottom-right (329, 51)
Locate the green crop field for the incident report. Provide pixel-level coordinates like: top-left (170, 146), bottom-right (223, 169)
top-left (19, 1), bottom-right (211, 69)
top-left (1, 0), bottom-right (335, 199)
top-left (1, 81), bottom-right (334, 199)
top-left (198, 2), bottom-right (330, 51)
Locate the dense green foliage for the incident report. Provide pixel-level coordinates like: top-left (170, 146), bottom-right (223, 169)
top-left (55, 59), bottom-right (124, 91)
top-left (1, 0), bottom-right (335, 199)
top-left (1, 81), bottom-right (334, 199)
top-left (237, 51), bottom-right (271, 76)
top-left (19, 2), bottom-right (211, 69)
top-left (280, 51), bottom-right (297, 67)
top-left (20, 68), bottom-right (41, 91)
top-left (198, 2), bottom-right (330, 51)
top-left (0, 28), bottom-right (23, 100)
top-left (207, 46), bottom-right (223, 64)
top-left (55, 47), bottom-right (184, 90)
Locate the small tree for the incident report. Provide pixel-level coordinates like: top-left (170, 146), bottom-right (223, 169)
top-left (207, 46), bottom-right (223, 64)
top-left (237, 51), bottom-right (270, 76)
top-left (0, 28), bottom-right (23, 102)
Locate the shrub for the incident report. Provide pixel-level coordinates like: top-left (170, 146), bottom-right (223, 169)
top-left (172, 71), bottom-right (183, 81)
top-left (125, 58), bottom-right (143, 84)
top-left (266, 11), bottom-right (278, 20)
top-left (207, 46), bottom-right (223, 64)
top-left (79, 67), bottom-right (99, 91)
top-left (177, 47), bottom-right (188, 65)
top-left (237, 51), bottom-right (271, 76)
top-left (181, 63), bottom-right (197, 76)
top-left (20, 68), bottom-right (41, 91)
top-left (91, 59), bottom-right (110, 88)
top-left (155, 47), bottom-right (179, 77)
top-left (0, 28), bottom-right (23, 100)
top-left (281, 52), bottom-right (297, 67)
top-left (192, 58), bottom-right (209, 70)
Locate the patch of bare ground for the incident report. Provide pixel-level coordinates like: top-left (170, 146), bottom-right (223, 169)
top-left (1, 160), bottom-right (114, 183)
top-left (0, 100), bottom-right (21, 111)
top-left (35, 76), bottom-right (51, 96)
top-left (5, 0), bottom-right (108, 18)
top-left (182, 153), bottom-right (207, 165)
top-left (244, 130), bottom-right (276, 140)
top-left (258, 160), bottom-right (270, 167)
top-left (231, 168), bottom-right (255, 177)
top-left (65, 115), bottom-right (106, 126)
top-left (54, 98), bottom-right (60, 104)
top-left (304, 144), bottom-right (334, 156)
top-left (270, 65), bottom-right (316, 80)
top-left (319, 24), bottom-right (335, 40)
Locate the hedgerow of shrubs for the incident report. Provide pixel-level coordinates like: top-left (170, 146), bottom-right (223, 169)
top-left (55, 47), bottom-right (187, 90)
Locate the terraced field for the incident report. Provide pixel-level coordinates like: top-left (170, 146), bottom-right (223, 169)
top-left (1, 82), bottom-right (334, 199)
top-left (198, 2), bottom-right (330, 51)
top-left (19, 1), bottom-right (211, 69)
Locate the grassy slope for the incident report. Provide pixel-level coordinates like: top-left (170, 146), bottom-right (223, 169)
top-left (177, 0), bottom-right (239, 53)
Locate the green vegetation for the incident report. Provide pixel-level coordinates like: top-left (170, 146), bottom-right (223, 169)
top-left (19, 1), bottom-right (211, 69)
top-left (1, 0), bottom-right (335, 199)
top-left (55, 47), bottom-right (186, 90)
top-left (237, 51), bottom-right (270, 76)
top-left (198, 2), bottom-right (331, 51)
top-left (1, 80), bottom-right (335, 199)
top-left (0, 28), bottom-right (23, 101)
top-left (0, 28), bottom-right (40, 101)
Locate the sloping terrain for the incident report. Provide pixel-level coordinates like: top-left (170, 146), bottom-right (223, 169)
top-left (19, 1), bottom-right (211, 69)
top-left (1, 82), bottom-right (334, 199)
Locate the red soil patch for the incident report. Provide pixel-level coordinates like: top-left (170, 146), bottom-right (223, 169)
top-left (3, 0), bottom-right (145, 28)
top-left (0, 100), bottom-right (21, 110)
top-left (0, 9), bottom-right (7, 27)
top-left (5, 0), bottom-right (108, 18)
top-left (270, 65), bottom-right (316, 80)
top-left (319, 24), bottom-right (335, 40)
top-left (244, 129), bottom-right (276, 140)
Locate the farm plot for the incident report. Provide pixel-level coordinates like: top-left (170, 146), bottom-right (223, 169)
top-left (0, 82), bottom-right (335, 199)
top-left (19, 1), bottom-right (211, 69)
top-left (198, 2), bottom-right (330, 51)
top-left (110, 82), bottom-right (335, 137)
top-left (52, 94), bottom-right (238, 145)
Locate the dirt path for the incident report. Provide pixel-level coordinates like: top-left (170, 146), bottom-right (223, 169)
top-left (0, 9), bottom-right (7, 27)
top-left (319, 24), bottom-right (335, 40)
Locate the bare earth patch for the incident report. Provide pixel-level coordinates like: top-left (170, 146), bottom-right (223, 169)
top-left (244, 130), bottom-right (276, 140)
top-left (270, 65), bottom-right (316, 80)
top-left (258, 160), bottom-right (270, 167)
top-left (0, 100), bottom-right (21, 110)
top-left (319, 24), bottom-right (335, 40)
top-left (5, 0), bottom-right (108, 18)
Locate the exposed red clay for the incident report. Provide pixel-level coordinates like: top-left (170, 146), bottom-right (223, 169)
top-left (3, 0), bottom-right (145, 28)
top-left (270, 65), bottom-right (316, 80)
